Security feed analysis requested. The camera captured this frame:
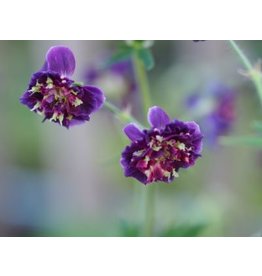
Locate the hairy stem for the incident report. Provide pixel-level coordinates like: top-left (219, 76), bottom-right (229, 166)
top-left (103, 101), bottom-right (143, 128)
top-left (143, 184), bottom-right (156, 236)
top-left (228, 40), bottom-right (262, 107)
top-left (132, 52), bottom-right (152, 119)
top-left (132, 51), bottom-right (156, 237)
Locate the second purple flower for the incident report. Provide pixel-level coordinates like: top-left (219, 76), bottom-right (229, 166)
top-left (121, 106), bottom-right (203, 185)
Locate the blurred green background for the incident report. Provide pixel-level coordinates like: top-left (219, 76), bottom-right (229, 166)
top-left (0, 40), bottom-right (261, 236)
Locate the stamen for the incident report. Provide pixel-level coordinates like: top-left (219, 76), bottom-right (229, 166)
top-left (46, 77), bottom-right (54, 89)
top-left (177, 142), bottom-right (186, 151)
top-left (72, 97), bottom-right (83, 107)
top-left (30, 102), bottom-right (41, 111)
top-left (30, 81), bottom-right (42, 93)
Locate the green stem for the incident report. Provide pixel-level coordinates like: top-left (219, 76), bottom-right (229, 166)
top-left (132, 52), bottom-right (152, 119)
top-left (132, 50), bottom-right (156, 236)
top-left (228, 40), bottom-right (262, 107)
top-left (103, 100), bottom-right (143, 128)
top-left (143, 184), bottom-right (156, 236)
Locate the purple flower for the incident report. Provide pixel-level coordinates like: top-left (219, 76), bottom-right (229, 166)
top-left (20, 46), bottom-right (105, 128)
top-left (186, 83), bottom-right (236, 146)
top-left (84, 58), bottom-right (136, 107)
top-left (121, 107), bottom-right (203, 185)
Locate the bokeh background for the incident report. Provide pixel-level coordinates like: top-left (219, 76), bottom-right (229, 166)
top-left (0, 40), bottom-right (261, 236)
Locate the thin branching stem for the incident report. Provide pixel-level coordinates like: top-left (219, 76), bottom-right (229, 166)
top-left (228, 40), bottom-right (262, 107)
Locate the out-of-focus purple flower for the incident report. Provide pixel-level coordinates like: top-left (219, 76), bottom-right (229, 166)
top-left (186, 83), bottom-right (236, 146)
top-left (121, 106), bottom-right (203, 185)
top-left (84, 58), bottom-right (136, 106)
top-left (20, 46), bottom-right (105, 128)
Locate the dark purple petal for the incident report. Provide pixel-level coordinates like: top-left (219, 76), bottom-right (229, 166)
top-left (124, 123), bottom-right (144, 141)
top-left (20, 91), bottom-right (38, 109)
top-left (148, 106), bottom-right (170, 129)
top-left (46, 46), bottom-right (76, 77)
top-left (81, 85), bottom-right (106, 112)
top-left (67, 119), bottom-right (86, 127)
top-left (187, 122), bottom-right (203, 154)
top-left (121, 160), bottom-right (148, 184)
top-left (120, 146), bottom-right (148, 184)
top-left (41, 61), bottom-right (48, 71)
top-left (185, 121), bottom-right (202, 136)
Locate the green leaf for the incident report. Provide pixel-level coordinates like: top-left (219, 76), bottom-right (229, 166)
top-left (138, 48), bottom-right (155, 70)
top-left (118, 220), bottom-right (140, 237)
top-left (126, 40), bottom-right (154, 49)
top-left (73, 81), bottom-right (84, 87)
top-left (220, 135), bottom-right (262, 148)
top-left (105, 47), bottom-right (134, 67)
top-left (161, 223), bottom-right (206, 237)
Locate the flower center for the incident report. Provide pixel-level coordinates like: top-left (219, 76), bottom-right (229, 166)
top-left (30, 76), bottom-right (83, 125)
top-left (132, 134), bottom-right (192, 183)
